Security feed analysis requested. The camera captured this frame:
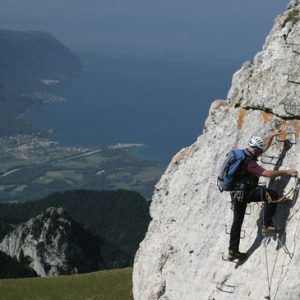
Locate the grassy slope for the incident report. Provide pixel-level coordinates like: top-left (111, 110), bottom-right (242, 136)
top-left (0, 268), bottom-right (133, 300)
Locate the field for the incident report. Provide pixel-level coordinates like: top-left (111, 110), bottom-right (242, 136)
top-left (0, 136), bottom-right (163, 201)
top-left (0, 268), bottom-right (133, 300)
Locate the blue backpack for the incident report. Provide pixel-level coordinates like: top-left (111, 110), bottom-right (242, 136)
top-left (217, 149), bottom-right (246, 192)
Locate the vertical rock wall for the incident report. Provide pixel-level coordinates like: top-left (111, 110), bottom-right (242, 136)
top-left (133, 1), bottom-right (300, 299)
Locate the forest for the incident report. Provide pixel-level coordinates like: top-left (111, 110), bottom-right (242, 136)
top-left (0, 189), bottom-right (151, 269)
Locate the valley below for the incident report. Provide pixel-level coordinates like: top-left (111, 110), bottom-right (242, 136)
top-left (0, 30), bottom-right (165, 202)
top-left (0, 134), bottom-right (162, 202)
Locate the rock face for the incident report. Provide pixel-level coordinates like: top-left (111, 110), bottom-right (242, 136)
top-left (0, 207), bottom-right (102, 277)
top-left (133, 1), bottom-right (300, 300)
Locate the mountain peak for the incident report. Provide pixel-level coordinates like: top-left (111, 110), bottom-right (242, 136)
top-left (0, 207), bottom-right (102, 277)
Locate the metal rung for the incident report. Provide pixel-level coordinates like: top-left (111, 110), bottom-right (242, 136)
top-left (284, 101), bottom-right (300, 116)
top-left (216, 282), bottom-right (235, 294)
top-left (261, 155), bottom-right (280, 165)
top-left (286, 41), bottom-right (300, 46)
top-left (288, 74), bottom-right (300, 83)
top-left (292, 43), bottom-right (300, 53)
top-left (223, 225), bottom-right (245, 239)
top-left (287, 35), bottom-right (300, 53)
top-left (276, 132), bottom-right (297, 144)
top-left (221, 255), bottom-right (235, 263)
top-left (221, 254), bottom-right (245, 263)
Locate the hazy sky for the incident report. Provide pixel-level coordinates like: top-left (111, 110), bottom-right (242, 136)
top-left (0, 0), bottom-right (287, 62)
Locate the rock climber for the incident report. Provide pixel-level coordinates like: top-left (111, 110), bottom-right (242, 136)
top-left (228, 129), bottom-right (298, 261)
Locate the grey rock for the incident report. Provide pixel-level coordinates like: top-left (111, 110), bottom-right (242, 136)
top-left (227, 2), bottom-right (300, 117)
top-left (288, 0), bottom-right (300, 9)
top-left (0, 207), bottom-right (102, 277)
top-left (133, 3), bottom-right (300, 300)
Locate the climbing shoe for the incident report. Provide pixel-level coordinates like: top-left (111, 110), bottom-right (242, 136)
top-left (228, 250), bottom-right (247, 261)
top-left (261, 225), bottom-right (280, 234)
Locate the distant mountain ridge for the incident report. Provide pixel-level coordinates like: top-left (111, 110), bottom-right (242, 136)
top-left (0, 29), bottom-right (81, 136)
top-left (0, 29), bottom-right (81, 84)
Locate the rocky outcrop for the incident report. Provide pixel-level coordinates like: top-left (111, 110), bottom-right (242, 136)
top-left (133, 1), bottom-right (300, 299)
top-left (228, 1), bottom-right (300, 118)
top-left (0, 207), bottom-right (102, 277)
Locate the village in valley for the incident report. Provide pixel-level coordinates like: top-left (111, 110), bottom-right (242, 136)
top-left (0, 134), bottom-right (163, 202)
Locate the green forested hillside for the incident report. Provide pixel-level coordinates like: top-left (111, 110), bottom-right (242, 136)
top-left (0, 251), bottom-right (37, 279)
top-left (0, 30), bottom-right (81, 83)
top-left (0, 189), bottom-right (151, 268)
top-left (0, 268), bottom-right (133, 300)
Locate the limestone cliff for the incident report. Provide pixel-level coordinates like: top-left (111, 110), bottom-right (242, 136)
top-left (0, 207), bottom-right (102, 277)
top-left (133, 1), bottom-right (300, 299)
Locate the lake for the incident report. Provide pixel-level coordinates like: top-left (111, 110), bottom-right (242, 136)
top-left (25, 53), bottom-right (244, 163)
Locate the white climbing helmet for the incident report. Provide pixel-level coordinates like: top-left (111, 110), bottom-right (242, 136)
top-left (248, 136), bottom-right (264, 150)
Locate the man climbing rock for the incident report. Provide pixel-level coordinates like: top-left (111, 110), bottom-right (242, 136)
top-left (227, 130), bottom-right (298, 261)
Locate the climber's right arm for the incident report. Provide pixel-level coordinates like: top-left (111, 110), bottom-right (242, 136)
top-left (261, 169), bottom-right (298, 178)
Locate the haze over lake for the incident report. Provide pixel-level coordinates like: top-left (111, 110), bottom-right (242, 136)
top-left (26, 53), bottom-right (238, 162)
top-left (1, 0), bottom-right (287, 162)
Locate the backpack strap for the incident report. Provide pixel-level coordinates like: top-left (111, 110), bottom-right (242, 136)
top-left (234, 149), bottom-right (259, 190)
